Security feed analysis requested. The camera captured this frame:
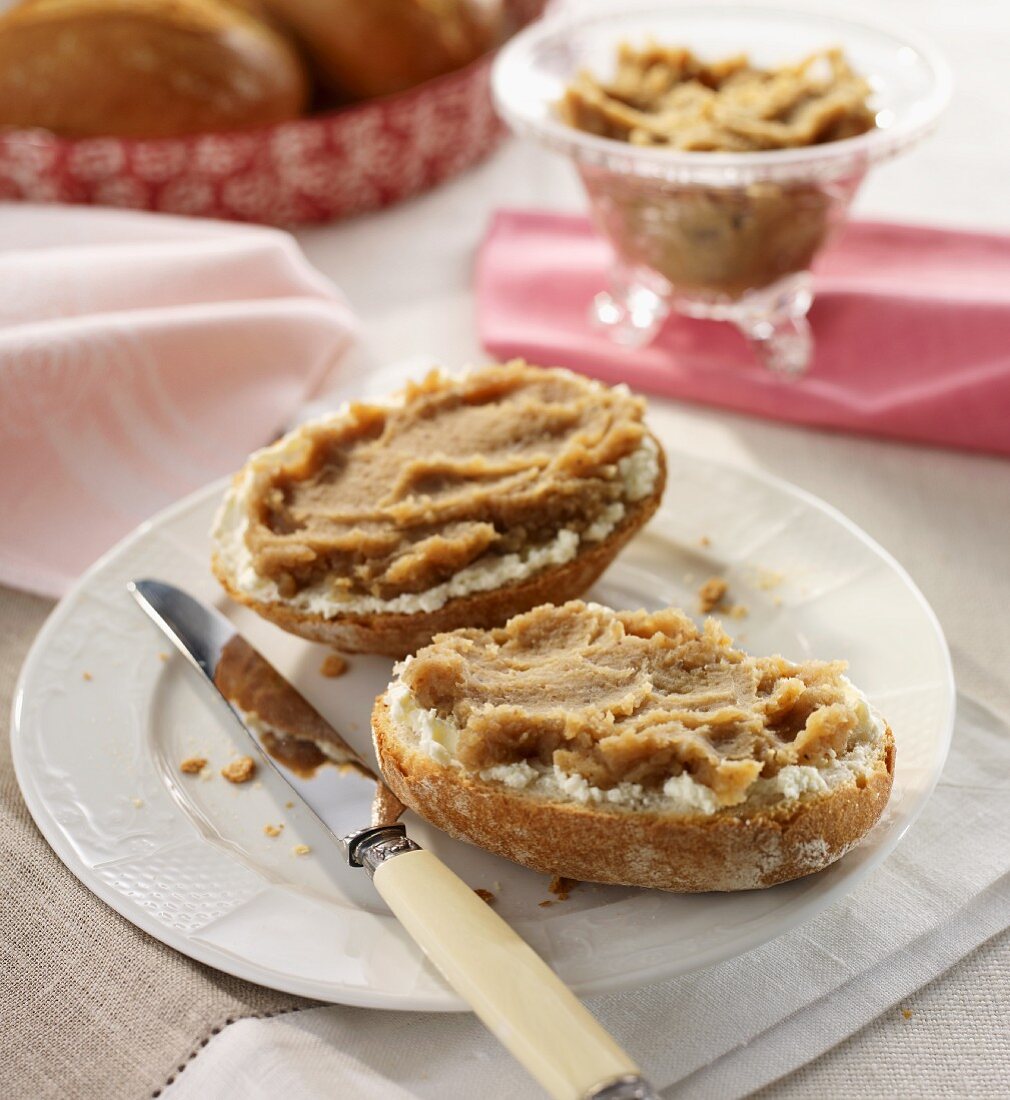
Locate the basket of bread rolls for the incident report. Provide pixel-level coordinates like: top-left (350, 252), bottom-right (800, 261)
top-left (0, 0), bottom-right (545, 224)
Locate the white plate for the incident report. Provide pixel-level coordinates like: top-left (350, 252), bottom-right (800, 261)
top-left (11, 451), bottom-right (954, 1010)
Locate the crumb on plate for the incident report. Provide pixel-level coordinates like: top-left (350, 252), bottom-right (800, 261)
top-left (292, 844), bottom-right (311, 856)
top-left (221, 756), bottom-right (256, 784)
top-left (264, 823), bottom-right (284, 838)
top-left (754, 566), bottom-right (785, 590)
top-left (131, 797), bottom-right (144, 808)
top-left (474, 888), bottom-right (496, 905)
top-left (698, 576), bottom-right (729, 613)
top-left (180, 756), bottom-right (208, 775)
top-left (320, 653), bottom-right (348, 678)
top-left (82, 671), bottom-right (92, 682)
top-left (541, 871), bottom-right (580, 906)
top-left (158, 652), bottom-right (170, 663)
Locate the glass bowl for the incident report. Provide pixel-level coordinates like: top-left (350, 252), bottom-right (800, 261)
top-left (492, 3), bottom-right (951, 374)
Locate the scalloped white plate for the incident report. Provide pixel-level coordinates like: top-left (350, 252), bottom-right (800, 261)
top-left (11, 451), bottom-right (954, 1010)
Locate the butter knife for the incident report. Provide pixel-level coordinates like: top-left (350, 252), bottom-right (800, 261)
top-left (128, 579), bottom-right (658, 1100)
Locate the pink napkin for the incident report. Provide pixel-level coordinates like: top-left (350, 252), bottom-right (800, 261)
top-left (0, 205), bottom-right (358, 597)
top-left (476, 210), bottom-right (1010, 457)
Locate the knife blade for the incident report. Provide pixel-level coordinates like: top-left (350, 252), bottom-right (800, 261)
top-left (128, 577), bottom-right (659, 1100)
top-left (127, 578), bottom-right (404, 841)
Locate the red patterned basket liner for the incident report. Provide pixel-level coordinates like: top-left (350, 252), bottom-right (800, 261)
top-left (0, 0), bottom-right (546, 227)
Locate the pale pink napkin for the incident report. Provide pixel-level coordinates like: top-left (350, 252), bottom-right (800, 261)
top-left (476, 210), bottom-right (1010, 457)
top-left (0, 205), bottom-right (358, 597)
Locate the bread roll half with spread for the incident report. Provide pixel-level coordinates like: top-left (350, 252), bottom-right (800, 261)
top-left (372, 602), bottom-right (895, 891)
top-left (0, 0), bottom-right (308, 137)
top-left (212, 362), bottom-right (666, 658)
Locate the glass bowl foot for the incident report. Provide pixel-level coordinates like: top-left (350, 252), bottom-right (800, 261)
top-left (589, 265), bottom-right (669, 347)
top-left (733, 277), bottom-right (814, 377)
top-left (590, 266), bottom-right (815, 376)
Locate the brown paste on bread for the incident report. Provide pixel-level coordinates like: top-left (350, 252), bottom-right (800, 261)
top-left (560, 45), bottom-right (875, 151)
top-left (401, 602), bottom-right (869, 807)
top-left (241, 363), bottom-right (651, 601)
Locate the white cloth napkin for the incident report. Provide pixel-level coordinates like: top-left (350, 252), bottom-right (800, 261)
top-left (160, 691), bottom-right (1010, 1098)
top-left (0, 205), bottom-right (358, 597)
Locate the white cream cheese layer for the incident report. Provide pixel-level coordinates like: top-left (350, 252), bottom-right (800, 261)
top-left (212, 416), bottom-right (661, 618)
top-left (385, 670), bottom-right (886, 817)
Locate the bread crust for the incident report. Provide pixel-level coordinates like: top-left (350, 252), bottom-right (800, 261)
top-left (372, 696), bottom-right (896, 892)
top-left (212, 439), bottom-right (666, 658)
top-left (0, 0), bottom-right (308, 138)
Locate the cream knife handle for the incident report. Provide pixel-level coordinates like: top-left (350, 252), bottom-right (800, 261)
top-left (370, 847), bottom-right (655, 1100)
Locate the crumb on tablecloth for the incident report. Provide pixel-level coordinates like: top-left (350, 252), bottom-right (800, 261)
top-left (320, 653), bottom-right (349, 678)
top-left (474, 888), bottom-right (496, 905)
top-left (179, 756), bottom-right (208, 775)
top-left (221, 756), bottom-right (256, 784)
top-left (901, 1008), bottom-right (913, 1020)
top-left (698, 576), bottom-right (729, 613)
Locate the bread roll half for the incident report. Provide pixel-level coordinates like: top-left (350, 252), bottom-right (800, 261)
top-left (212, 363), bottom-right (666, 658)
top-left (372, 602), bottom-right (896, 891)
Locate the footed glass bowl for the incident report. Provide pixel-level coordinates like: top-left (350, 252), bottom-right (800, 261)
top-left (492, 3), bottom-right (951, 374)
